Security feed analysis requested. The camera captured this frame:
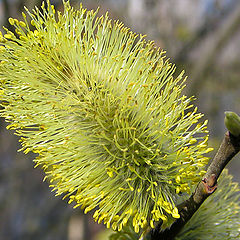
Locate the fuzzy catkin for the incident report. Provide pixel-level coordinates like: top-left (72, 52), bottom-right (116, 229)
top-left (110, 170), bottom-right (240, 239)
top-left (0, 0), bottom-right (213, 234)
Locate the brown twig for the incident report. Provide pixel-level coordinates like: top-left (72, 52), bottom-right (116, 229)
top-left (150, 131), bottom-right (240, 240)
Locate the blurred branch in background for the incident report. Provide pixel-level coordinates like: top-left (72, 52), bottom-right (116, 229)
top-left (174, 0), bottom-right (238, 63)
top-left (188, 2), bottom-right (240, 96)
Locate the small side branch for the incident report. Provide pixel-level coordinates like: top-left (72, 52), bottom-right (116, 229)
top-left (150, 131), bottom-right (240, 240)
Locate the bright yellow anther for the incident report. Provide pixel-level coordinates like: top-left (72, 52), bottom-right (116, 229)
top-left (19, 21), bottom-right (26, 28)
top-left (19, 36), bottom-right (28, 41)
top-left (134, 224), bottom-right (139, 233)
top-left (9, 18), bottom-right (15, 25)
top-left (107, 170), bottom-right (113, 178)
top-left (31, 20), bottom-right (35, 26)
top-left (189, 138), bottom-right (197, 144)
top-left (176, 186), bottom-right (181, 194)
top-left (205, 147), bottom-right (214, 153)
top-left (176, 175), bottom-right (181, 183)
top-left (150, 219), bottom-right (155, 228)
top-left (4, 33), bottom-right (13, 39)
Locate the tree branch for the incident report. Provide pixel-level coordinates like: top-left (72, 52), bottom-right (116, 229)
top-left (187, 3), bottom-right (240, 96)
top-left (150, 130), bottom-right (240, 240)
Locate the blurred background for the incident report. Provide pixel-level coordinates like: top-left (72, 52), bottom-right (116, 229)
top-left (0, 0), bottom-right (240, 239)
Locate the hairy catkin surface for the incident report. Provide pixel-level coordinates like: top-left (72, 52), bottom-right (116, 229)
top-left (0, 0), bottom-right (213, 234)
